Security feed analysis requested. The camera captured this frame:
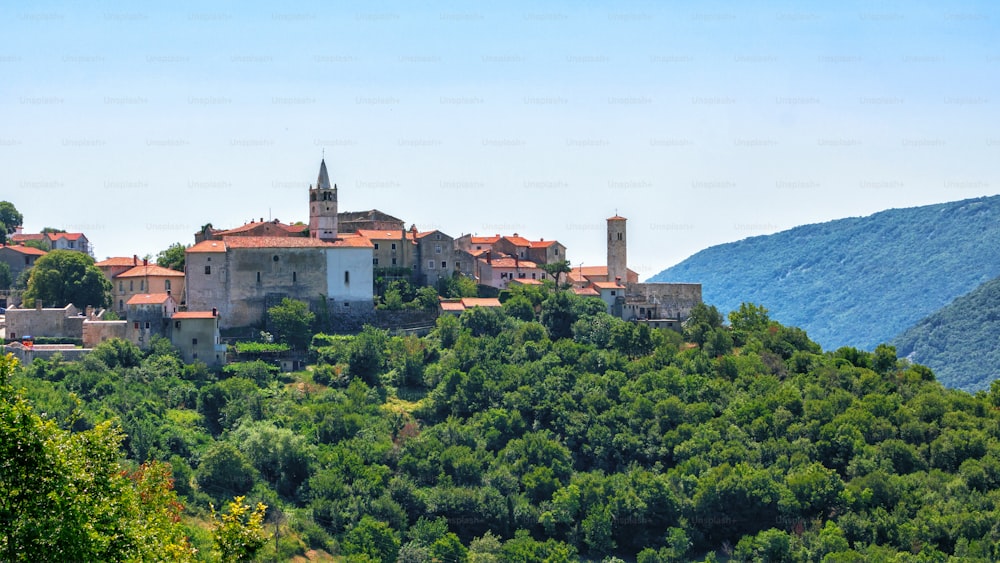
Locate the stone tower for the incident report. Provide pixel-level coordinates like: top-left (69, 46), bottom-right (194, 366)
top-left (607, 215), bottom-right (627, 283)
top-left (309, 158), bottom-right (338, 240)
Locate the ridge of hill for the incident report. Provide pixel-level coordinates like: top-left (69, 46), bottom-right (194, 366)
top-left (892, 275), bottom-right (1000, 392)
top-left (649, 195), bottom-right (1000, 352)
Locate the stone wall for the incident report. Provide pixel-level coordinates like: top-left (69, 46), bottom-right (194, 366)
top-left (623, 282), bottom-right (703, 321)
top-left (82, 320), bottom-right (128, 348)
top-left (5, 304), bottom-right (81, 340)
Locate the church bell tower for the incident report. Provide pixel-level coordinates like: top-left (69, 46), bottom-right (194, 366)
top-left (607, 214), bottom-right (627, 284)
top-left (309, 158), bottom-right (338, 240)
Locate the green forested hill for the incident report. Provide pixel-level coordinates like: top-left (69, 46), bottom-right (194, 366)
top-left (893, 275), bottom-right (1000, 392)
top-left (649, 195), bottom-right (1000, 353)
top-left (9, 288), bottom-right (1000, 561)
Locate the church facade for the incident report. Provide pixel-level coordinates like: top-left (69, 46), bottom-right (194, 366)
top-left (185, 160), bottom-right (375, 329)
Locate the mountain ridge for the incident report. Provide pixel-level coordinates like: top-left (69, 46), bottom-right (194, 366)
top-left (649, 195), bottom-right (1000, 352)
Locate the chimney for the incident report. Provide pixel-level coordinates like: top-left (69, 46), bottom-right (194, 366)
top-left (486, 250), bottom-right (492, 264)
top-left (212, 307), bottom-right (218, 317)
top-left (133, 255), bottom-right (138, 266)
top-left (143, 258), bottom-right (148, 266)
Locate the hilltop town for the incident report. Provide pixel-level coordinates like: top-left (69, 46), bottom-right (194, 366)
top-left (1, 159), bottom-right (701, 366)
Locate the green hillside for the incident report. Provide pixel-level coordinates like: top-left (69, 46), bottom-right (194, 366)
top-left (893, 275), bottom-right (1000, 392)
top-left (9, 288), bottom-right (1000, 561)
top-left (649, 195), bottom-right (1000, 353)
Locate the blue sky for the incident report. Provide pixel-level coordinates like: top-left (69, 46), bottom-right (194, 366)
top-left (2, 1), bottom-right (998, 278)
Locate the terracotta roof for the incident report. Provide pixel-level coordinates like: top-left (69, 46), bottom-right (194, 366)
top-left (529, 240), bottom-right (558, 248)
top-left (482, 257), bottom-right (539, 269)
top-left (415, 230), bottom-right (449, 240)
top-left (222, 236), bottom-right (337, 249)
top-left (356, 229), bottom-right (415, 241)
top-left (439, 301), bottom-right (466, 312)
top-left (510, 278), bottom-right (544, 285)
top-left (326, 234), bottom-right (374, 248)
top-left (470, 236), bottom-right (501, 245)
top-left (49, 232), bottom-right (86, 241)
top-left (172, 311), bottom-right (217, 319)
top-left (217, 221), bottom-right (302, 236)
top-left (593, 281), bottom-right (626, 290)
top-left (572, 287), bottom-right (600, 296)
top-left (187, 240), bottom-right (227, 253)
top-left (126, 293), bottom-right (173, 305)
top-left (118, 264), bottom-right (186, 278)
top-left (461, 297), bottom-right (502, 308)
top-left (95, 256), bottom-right (139, 267)
top-left (0, 244), bottom-right (47, 256)
top-left (607, 215), bottom-right (627, 221)
top-left (501, 236), bottom-right (531, 247)
top-left (10, 233), bottom-right (45, 242)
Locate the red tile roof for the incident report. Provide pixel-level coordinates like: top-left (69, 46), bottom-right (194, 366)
top-left (470, 236), bottom-right (500, 244)
top-left (222, 236), bottom-right (338, 249)
top-left (593, 281), bottom-right (626, 290)
top-left (607, 215), bottom-right (627, 221)
top-left (502, 236), bottom-right (531, 247)
top-left (95, 256), bottom-right (139, 267)
top-left (572, 287), bottom-right (600, 296)
top-left (118, 264), bottom-right (186, 278)
top-left (529, 240), bottom-right (558, 248)
top-left (10, 233), bottom-right (45, 242)
top-left (216, 221), bottom-right (305, 236)
top-left (187, 240), bottom-right (227, 253)
top-left (356, 229), bottom-right (415, 241)
top-left (439, 301), bottom-right (466, 312)
top-left (172, 311), bottom-right (217, 319)
top-left (483, 257), bottom-right (539, 269)
top-left (461, 297), bottom-right (502, 308)
top-left (510, 278), bottom-right (544, 285)
top-left (49, 232), bottom-right (86, 241)
top-left (126, 293), bottom-right (173, 305)
top-left (327, 234), bottom-right (375, 248)
top-left (0, 244), bottom-right (47, 256)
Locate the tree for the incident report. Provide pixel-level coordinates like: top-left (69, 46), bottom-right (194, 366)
top-left (348, 325), bottom-right (389, 384)
top-left (267, 298), bottom-right (315, 350)
top-left (343, 516), bottom-right (401, 563)
top-left (0, 262), bottom-right (11, 290)
top-left (156, 242), bottom-right (187, 272)
top-left (541, 259), bottom-right (572, 287)
top-left (0, 353), bottom-right (195, 561)
top-left (439, 272), bottom-right (478, 298)
top-left (0, 201), bottom-right (22, 241)
top-left (212, 496), bottom-right (268, 563)
top-left (23, 250), bottom-right (111, 309)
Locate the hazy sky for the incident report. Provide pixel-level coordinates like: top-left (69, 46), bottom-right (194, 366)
top-left (3, 1), bottom-right (998, 279)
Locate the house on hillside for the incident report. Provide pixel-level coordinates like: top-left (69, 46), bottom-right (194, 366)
top-left (11, 229), bottom-right (93, 256)
top-left (0, 243), bottom-right (47, 282)
top-left (112, 262), bottom-right (185, 316)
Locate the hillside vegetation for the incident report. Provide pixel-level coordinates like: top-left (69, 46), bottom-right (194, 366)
top-left (8, 286), bottom-right (1000, 561)
top-left (649, 195), bottom-right (1000, 353)
top-left (893, 275), bottom-right (1000, 392)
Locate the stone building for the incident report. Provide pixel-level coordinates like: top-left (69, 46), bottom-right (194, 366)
top-left (10, 229), bottom-right (93, 256)
top-left (0, 243), bottom-right (46, 282)
top-left (575, 215), bottom-right (702, 328)
top-left (170, 310), bottom-right (225, 366)
top-left (184, 159), bottom-right (375, 330)
top-left (112, 263), bottom-right (185, 315)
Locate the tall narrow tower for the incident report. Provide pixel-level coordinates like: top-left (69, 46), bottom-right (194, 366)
top-left (309, 158), bottom-right (338, 240)
top-left (607, 215), bottom-right (627, 284)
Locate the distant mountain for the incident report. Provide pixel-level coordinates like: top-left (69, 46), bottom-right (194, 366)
top-left (649, 195), bottom-right (1000, 352)
top-left (892, 276), bottom-right (1000, 392)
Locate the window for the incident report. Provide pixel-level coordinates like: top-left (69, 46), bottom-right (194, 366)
top-left (374, 243), bottom-right (380, 250)
top-left (344, 271), bottom-right (350, 284)
top-left (531, 273), bottom-right (536, 279)
top-left (24, 256), bottom-right (30, 266)
top-left (611, 291), bottom-right (617, 296)
top-left (192, 338), bottom-right (198, 345)
top-left (119, 281), bottom-right (124, 292)
top-left (391, 243), bottom-right (397, 250)
top-left (617, 233), bottom-right (623, 241)
top-left (129, 280), bottom-right (134, 291)
top-left (133, 322), bottom-right (139, 329)
top-left (435, 245), bottom-right (441, 254)
top-left (373, 258), bottom-right (379, 265)
top-left (192, 353), bottom-right (198, 359)
top-left (292, 271), bottom-right (297, 282)
top-left (174, 321), bottom-right (181, 329)
top-left (273, 255), bottom-right (279, 262)
top-left (68, 241), bottom-right (75, 249)
top-left (427, 260), bottom-right (435, 269)
top-left (456, 262), bottom-right (461, 270)
top-left (119, 299), bottom-right (123, 310)
top-left (441, 261), bottom-right (446, 268)
top-left (391, 258), bottom-right (397, 265)
top-left (165, 280), bottom-right (171, 291)
top-left (205, 265), bottom-right (211, 275)
top-left (144, 322), bottom-right (150, 329)
top-left (555, 248), bottom-right (559, 256)
top-left (140, 280), bottom-right (144, 291)
top-left (256, 272), bottom-right (261, 283)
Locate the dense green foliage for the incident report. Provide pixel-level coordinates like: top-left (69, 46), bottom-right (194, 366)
top-left (893, 275), bottom-right (1000, 392)
top-left (156, 242), bottom-right (188, 272)
top-left (267, 298), bottom-right (315, 350)
top-left (12, 287), bottom-right (1000, 561)
top-left (0, 201), bottom-right (22, 241)
top-left (22, 249), bottom-right (112, 309)
top-left (650, 195), bottom-right (1000, 352)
